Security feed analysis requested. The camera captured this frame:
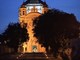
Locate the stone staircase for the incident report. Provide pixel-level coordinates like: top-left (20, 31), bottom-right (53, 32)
top-left (18, 53), bottom-right (49, 60)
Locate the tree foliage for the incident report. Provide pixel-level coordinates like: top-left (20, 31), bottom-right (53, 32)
top-left (1, 23), bottom-right (28, 52)
top-left (34, 9), bottom-right (80, 56)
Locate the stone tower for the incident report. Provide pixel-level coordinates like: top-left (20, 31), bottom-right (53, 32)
top-left (18, 0), bottom-right (48, 53)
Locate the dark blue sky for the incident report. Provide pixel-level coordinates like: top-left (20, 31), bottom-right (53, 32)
top-left (0, 0), bottom-right (80, 33)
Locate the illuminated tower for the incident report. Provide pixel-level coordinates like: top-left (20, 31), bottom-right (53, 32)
top-left (18, 0), bottom-right (48, 53)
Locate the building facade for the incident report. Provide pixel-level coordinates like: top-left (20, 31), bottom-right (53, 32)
top-left (18, 0), bottom-right (48, 53)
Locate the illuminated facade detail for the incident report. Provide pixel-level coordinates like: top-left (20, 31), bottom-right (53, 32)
top-left (18, 0), bottom-right (48, 53)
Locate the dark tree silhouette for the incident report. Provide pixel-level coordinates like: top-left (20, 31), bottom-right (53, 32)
top-left (34, 9), bottom-right (80, 57)
top-left (0, 34), bottom-right (4, 44)
top-left (1, 23), bottom-right (28, 52)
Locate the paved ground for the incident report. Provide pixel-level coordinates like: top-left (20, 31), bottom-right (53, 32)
top-left (0, 53), bottom-right (54, 60)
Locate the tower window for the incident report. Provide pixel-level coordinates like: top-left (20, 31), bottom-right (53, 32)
top-left (23, 11), bottom-right (25, 15)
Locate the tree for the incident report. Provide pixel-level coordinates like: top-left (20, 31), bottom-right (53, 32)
top-left (0, 34), bottom-right (4, 44)
top-left (34, 9), bottom-right (80, 57)
top-left (1, 23), bottom-right (28, 52)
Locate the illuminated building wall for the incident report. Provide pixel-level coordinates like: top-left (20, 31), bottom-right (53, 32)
top-left (18, 0), bottom-right (48, 53)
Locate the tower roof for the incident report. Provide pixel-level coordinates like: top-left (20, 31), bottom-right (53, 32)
top-left (20, 0), bottom-right (48, 8)
top-left (29, 0), bottom-right (41, 3)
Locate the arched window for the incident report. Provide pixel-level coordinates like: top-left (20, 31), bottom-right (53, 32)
top-left (23, 11), bottom-right (25, 15)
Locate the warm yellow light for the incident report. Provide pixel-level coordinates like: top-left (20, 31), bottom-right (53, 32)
top-left (19, 4), bottom-right (48, 53)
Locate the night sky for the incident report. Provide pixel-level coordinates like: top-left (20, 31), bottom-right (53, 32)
top-left (0, 0), bottom-right (80, 33)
